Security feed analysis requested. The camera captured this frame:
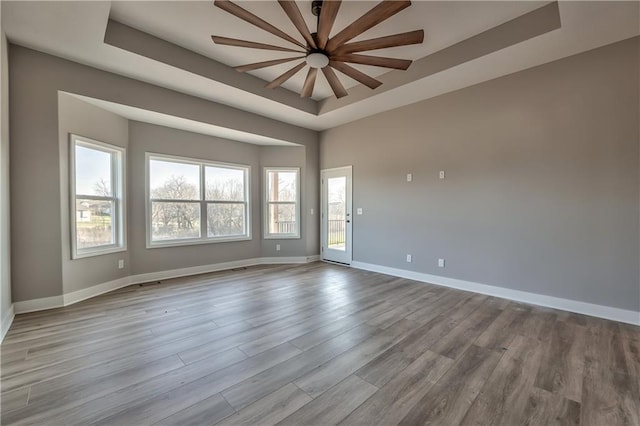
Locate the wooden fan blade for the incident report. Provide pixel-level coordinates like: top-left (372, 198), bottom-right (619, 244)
top-left (330, 54), bottom-right (412, 70)
top-left (322, 66), bottom-right (348, 98)
top-left (301, 67), bottom-right (318, 98)
top-left (214, 0), bottom-right (305, 49)
top-left (332, 30), bottom-right (424, 55)
top-left (329, 61), bottom-right (382, 89)
top-left (211, 36), bottom-right (304, 53)
top-left (265, 62), bottom-right (307, 89)
top-left (235, 56), bottom-right (305, 72)
top-left (317, 0), bottom-right (341, 50)
top-left (278, 1), bottom-right (316, 49)
top-left (326, 0), bottom-right (411, 52)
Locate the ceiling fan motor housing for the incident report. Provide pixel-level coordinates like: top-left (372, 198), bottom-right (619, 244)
top-left (311, 1), bottom-right (323, 17)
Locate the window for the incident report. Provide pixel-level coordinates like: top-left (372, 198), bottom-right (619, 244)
top-left (147, 153), bottom-right (250, 246)
top-left (70, 135), bottom-right (125, 259)
top-left (264, 167), bottom-right (300, 239)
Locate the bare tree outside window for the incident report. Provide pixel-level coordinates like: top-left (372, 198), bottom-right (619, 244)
top-left (151, 175), bottom-right (200, 240)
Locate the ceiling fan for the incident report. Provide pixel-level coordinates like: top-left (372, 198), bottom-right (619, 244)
top-left (211, 0), bottom-right (424, 99)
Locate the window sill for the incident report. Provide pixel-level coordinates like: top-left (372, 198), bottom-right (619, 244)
top-left (72, 245), bottom-right (126, 260)
top-left (147, 235), bottom-right (252, 249)
top-left (263, 234), bottom-right (301, 240)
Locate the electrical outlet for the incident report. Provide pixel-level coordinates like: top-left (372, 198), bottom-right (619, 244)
top-left (439, 171), bottom-right (445, 179)
top-left (118, 259), bottom-right (124, 269)
top-left (406, 254), bottom-right (412, 263)
top-left (438, 258), bottom-right (445, 268)
top-left (407, 173), bottom-right (413, 182)
top-left (276, 244), bottom-right (281, 251)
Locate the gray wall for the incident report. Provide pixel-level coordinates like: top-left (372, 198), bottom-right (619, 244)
top-left (9, 45), bottom-right (318, 303)
top-left (320, 37), bottom-right (640, 312)
top-left (127, 124), bottom-right (317, 274)
top-left (1, 25), bottom-right (12, 324)
top-left (58, 93), bottom-right (130, 294)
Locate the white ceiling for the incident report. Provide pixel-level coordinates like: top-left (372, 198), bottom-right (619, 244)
top-left (109, 1), bottom-right (547, 99)
top-left (2, 1), bottom-right (639, 133)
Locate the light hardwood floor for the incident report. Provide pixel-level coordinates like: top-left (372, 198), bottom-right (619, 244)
top-left (1, 262), bottom-right (638, 425)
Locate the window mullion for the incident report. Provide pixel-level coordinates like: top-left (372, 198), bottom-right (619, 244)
top-left (200, 164), bottom-right (206, 239)
top-left (111, 150), bottom-right (117, 245)
top-left (77, 194), bottom-right (117, 202)
top-left (149, 198), bottom-right (200, 203)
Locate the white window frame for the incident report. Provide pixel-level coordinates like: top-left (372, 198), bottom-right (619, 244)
top-left (146, 152), bottom-right (251, 248)
top-left (263, 167), bottom-right (301, 239)
top-left (70, 134), bottom-right (126, 259)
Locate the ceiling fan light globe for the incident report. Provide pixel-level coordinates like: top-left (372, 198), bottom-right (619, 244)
top-left (306, 52), bottom-right (329, 68)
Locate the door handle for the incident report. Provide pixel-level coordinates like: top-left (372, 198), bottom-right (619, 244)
top-left (346, 220), bottom-right (351, 223)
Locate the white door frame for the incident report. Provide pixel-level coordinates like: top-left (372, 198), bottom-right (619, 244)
top-left (320, 166), bottom-right (352, 265)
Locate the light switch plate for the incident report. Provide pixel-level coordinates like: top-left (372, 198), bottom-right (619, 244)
top-left (439, 171), bottom-right (445, 179)
top-left (407, 173), bottom-right (413, 182)
top-left (357, 208), bottom-right (363, 215)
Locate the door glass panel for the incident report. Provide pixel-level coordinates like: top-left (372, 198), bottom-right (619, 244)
top-left (327, 176), bottom-right (346, 251)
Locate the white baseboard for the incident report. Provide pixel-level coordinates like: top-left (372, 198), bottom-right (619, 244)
top-left (13, 256), bottom-right (320, 315)
top-left (14, 295), bottom-right (64, 314)
top-left (351, 261), bottom-right (640, 326)
top-left (262, 255), bottom-right (321, 264)
top-left (129, 257), bottom-right (264, 286)
top-left (1, 303), bottom-right (15, 343)
top-left (63, 276), bottom-right (132, 306)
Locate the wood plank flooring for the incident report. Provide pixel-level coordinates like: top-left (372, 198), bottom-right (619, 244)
top-left (1, 262), bottom-right (638, 425)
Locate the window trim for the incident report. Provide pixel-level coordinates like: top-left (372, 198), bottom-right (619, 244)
top-left (145, 152), bottom-right (251, 248)
top-left (70, 134), bottom-right (126, 259)
top-left (263, 167), bottom-right (301, 240)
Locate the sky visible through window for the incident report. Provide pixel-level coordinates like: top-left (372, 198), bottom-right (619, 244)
top-left (268, 171), bottom-right (296, 202)
top-left (150, 159), bottom-right (199, 196)
top-left (75, 145), bottom-right (111, 196)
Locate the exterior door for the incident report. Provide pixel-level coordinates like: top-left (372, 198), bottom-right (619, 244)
top-left (321, 166), bottom-right (352, 264)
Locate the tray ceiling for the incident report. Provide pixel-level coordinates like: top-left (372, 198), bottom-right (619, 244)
top-left (2, 1), bottom-right (639, 131)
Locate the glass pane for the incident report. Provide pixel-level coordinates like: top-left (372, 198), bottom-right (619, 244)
top-left (268, 203), bottom-right (297, 235)
top-left (75, 199), bottom-right (115, 249)
top-left (206, 166), bottom-right (245, 201)
top-left (327, 176), bottom-right (346, 251)
top-left (75, 145), bottom-right (112, 196)
top-left (151, 202), bottom-right (200, 241)
top-left (207, 203), bottom-right (245, 237)
top-left (149, 159), bottom-right (200, 200)
top-left (267, 171), bottom-right (297, 202)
